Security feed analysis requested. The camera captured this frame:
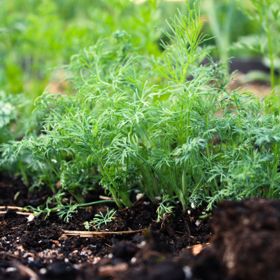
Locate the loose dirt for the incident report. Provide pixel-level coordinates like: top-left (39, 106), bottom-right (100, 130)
top-left (1, 175), bottom-right (280, 280)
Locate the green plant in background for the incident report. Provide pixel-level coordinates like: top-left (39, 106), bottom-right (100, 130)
top-left (201, 0), bottom-right (261, 74)
top-left (237, 0), bottom-right (280, 89)
top-left (201, 0), bottom-right (279, 83)
top-left (203, 0), bottom-right (236, 74)
top-left (237, 0), bottom-right (280, 115)
top-left (0, 0), bottom-right (182, 99)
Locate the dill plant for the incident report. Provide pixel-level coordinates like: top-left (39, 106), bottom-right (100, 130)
top-left (3, 3), bottom-right (280, 214)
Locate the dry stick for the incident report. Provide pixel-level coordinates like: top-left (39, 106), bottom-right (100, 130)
top-left (62, 229), bottom-right (145, 238)
top-left (0, 206), bottom-right (33, 216)
top-left (0, 210), bottom-right (32, 216)
top-left (0, 206), bottom-right (28, 211)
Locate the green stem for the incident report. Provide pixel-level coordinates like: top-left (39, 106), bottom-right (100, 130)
top-left (205, 0), bottom-right (235, 76)
top-left (77, 200), bottom-right (115, 208)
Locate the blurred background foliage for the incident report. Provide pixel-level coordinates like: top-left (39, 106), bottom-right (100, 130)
top-left (0, 0), bottom-right (279, 143)
top-left (0, 0), bottom-right (183, 143)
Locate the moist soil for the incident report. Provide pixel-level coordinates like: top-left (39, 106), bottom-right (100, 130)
top-left (1, 174), bottom-right (280, 280)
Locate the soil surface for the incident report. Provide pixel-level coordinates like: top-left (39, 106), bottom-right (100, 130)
top-left (1, 174), bottom-right (280, 280)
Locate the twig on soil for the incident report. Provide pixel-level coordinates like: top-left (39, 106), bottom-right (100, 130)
top-left (61, 228), bottom-right (146, 238)
top-left (0, 210), bottom-right (33, 216)
top-left (0, 206), bottom-right (30, 212)
top-left (0, 206), bottom-right (34, 218)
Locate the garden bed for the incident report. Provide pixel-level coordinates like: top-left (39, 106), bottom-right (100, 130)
top-left (1, 2), bottom-right (280, 279)
top-left (1, 175), bottom-right (280, 280)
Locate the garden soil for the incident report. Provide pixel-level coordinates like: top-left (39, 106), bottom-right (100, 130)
top-left (1, 174), bottom-right (280, 280)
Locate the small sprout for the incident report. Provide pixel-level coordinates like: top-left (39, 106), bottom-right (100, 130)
top-left (83, 221), bottom-right (91, 231)
top-left (84, 209), bottom-right (117, 230)
top-left (156, 195), bottom-right (174, 222)
top-left (57, 204), bottom-right (79, 223)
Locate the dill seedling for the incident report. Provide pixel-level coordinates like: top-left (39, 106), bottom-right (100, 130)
top-left (156, 195), bottom-right (174, 222)
top-left (84, 209), bottom-right (117, 230)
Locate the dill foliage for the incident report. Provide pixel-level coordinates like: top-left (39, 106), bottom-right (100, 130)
top-left (2, 6), bottom-right (280, 210)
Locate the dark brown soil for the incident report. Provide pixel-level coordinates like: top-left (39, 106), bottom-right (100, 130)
top-left (1, 175), bottom-right (280, 280)
top-left (0, 175), bottom-right (210, 280)
top-left (0, 174), bottom-right (52, 207)
top-left (211, 200), bottom-right (280, 280)
top-left (229, 58), bottom-right (272, 75)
